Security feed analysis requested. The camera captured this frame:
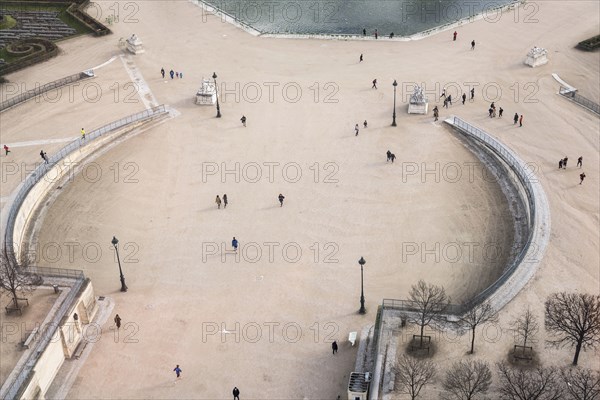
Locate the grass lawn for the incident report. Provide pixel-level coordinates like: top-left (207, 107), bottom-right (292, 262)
top-left (0, 3), bottom-right (92, 35)
top-left (0, 15), bottom-right (17, 30)
top-left (0, 47), bottom-right (23, 63)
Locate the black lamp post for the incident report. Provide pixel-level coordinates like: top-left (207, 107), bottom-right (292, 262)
top-left (212, 72), bottom-right (221, 118)
top-left (111, 236), bottom-right (128, 292)
top-left (392, 80), bottom-right (398, 127)
top-left (359, 257), bottom-right (366, 314)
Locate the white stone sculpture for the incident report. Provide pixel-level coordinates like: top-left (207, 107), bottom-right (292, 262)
top-left (126, 34), bottom-right (145, 54)
top-left (408, 85), bottom-right (429, 114)
top-left (524, 46), bottom-right (548, 67)
top-left (196, 78), bottom-right (217, 105)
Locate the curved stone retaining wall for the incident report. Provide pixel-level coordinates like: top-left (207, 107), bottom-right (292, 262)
top-left (369, 117), bottom-right (551, 400)
top-left (3, 105), bottom-right (168, 265)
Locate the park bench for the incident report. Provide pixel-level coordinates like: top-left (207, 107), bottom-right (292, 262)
top-left (348, 331), bottom-right (357, 346)
top-left (22, 326), bottom-right (39, 349)
top-left (5, 298), bottom-right (29, 315)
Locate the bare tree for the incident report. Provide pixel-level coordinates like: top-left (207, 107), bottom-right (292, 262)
top-left (512, 306), bottom-right (540, 348)
top-left (394, 355), bottom-right (436, 400)
top-left (442, 359), bottom-right (492, 400)
top-left (0, 249), bottom-right (42, 311)
top-left (496, 362), bottom-right (563, 400)
top-left (545, 292), bottom-right (600, 365)
top-left (409, 280), bottom-right (450, 348)
top-left (561, 368), bottom-right (600, 400)
top-left (458, 301), bottom-right (498, 354)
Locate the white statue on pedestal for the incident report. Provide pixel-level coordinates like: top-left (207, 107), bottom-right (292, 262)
top-left (408, 85), bottom-right (429, 114)
top-left (126, 34), bottom-right (145, 54)
top-left (196, 79), bottom-right (217, 105)
top-left (524, 46), bottom-right (548, 67)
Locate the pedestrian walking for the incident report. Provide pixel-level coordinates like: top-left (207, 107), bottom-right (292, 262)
top-left (40, 150), bottom-right (48, 164)
top-left (519, 114), bottom-right (523, 127)
top-left (176, 72), bottom-right (179, 78)
top-left (372, 79), bottom-right (377, 89)
top-left (355, 124), bottom-right (359, 136)
top-left (359, 54), bottom-right (363, 62)
top-left (114, 314), bottom-right (121, 329)
top-left (443, 97), bottom-right (448, 108)
top-left (513, 113), bottom-right (519, 125)
top-left (223, 194), bottom-right (228, 209)
top-left (173, 365), bottom-right (182, 380)
top-left (232, 237), bottom-right (238, 252)
top-left (81, 128), bottom-right (85, 140)
top-left (332, 340), bottom-right (338, 354)
top-left (374, 29), bottom-right (378, 39)
top-left (488, 107), bottom-right (493, 118)
top-left (386, 150), bottom-right (391, 162)
top-left (170, 70), bottom-right (174, 79)
top-left (580, 172), bottom-right (586, 184)
top-left (559, 159), bottom-right (563, 169)
top-left (161, 68), bottom-right (165, 78)
top-left (278, 193), bottom-right (285, 207)
top-left (233, 387), bottom-right (240, 400)
top-left (499, 107), bottom-right (503, 117)
top-left (470, 88), bottom-right (475, 101)
top-left (462, 93), bottom-right (466, 105)
top-left (180, 72), bottom-right (183, 79)
top-left (362, 28), bottom-right (366, 36)
top-left (440, 89), bottom-right (446, 98)
top-left (363, 120), bottom-right (368, 128)
top-left (453, 31), bottom-right (457, 41)
top-left (216, 195), bottom-right (222, 209)
top-left (563, 157), bottom-right (568, 168)
top-left (240, 115), bottom-right (247, 127)
top-left (577, 156), bottom-right (583, 168)
top-left (471, 40), bottom-right (475, 50)
top-left (389, 32), bottom-right (394, 39)
top-left (3, 144), bottom-right (10, 155)
top-left (433, 106), bottom-right (439, 121)
top-left (390, 153), bottom-right (396, 163)
top-left (447, 94), bottom-right (452, 105)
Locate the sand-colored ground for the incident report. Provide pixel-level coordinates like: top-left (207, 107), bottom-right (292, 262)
top-left (0, 0), bottom-right (599, 398)
top-left (0, 288), bottom-right (61, 384)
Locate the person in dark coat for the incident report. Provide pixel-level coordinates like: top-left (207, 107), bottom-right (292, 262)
top-left (332, 340), bottom-right (338, 354)
top-left (278, 194), bottom-right (285, 207)
top-left (233, 387), bottom-right (240, 400)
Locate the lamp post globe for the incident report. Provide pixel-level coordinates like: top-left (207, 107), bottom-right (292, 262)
top-left (112, 236), bottom-right (128, 292)
top-left (392, 80), bottom-right (398, 127)
top-left (359, 257), bottom-right (366, 314)
top-left (212, 72), bottom-right (221, 118)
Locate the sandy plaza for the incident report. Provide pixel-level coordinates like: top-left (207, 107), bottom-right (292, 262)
top-left (0, 0), bottom-right (599, 399)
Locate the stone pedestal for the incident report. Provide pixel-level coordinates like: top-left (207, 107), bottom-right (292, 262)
top-left (524, 46), bottom-right (548, 67)
top-left (196, 78), bottom-right (217, 105)
top-left (407, 86), bottom-right (429, 114)
top-left (126, 34), bottom-right (144, 54)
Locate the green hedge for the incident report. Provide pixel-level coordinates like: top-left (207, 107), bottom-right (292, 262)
top-left (0, 0), bottom-right (110, 77)
top-left (577, 35), bottom-right (600, 51)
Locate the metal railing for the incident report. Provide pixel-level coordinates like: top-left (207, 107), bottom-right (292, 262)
top-left (1, 268), bottom-right (85, 400)
top-left (379, 117), bottom-right (537, 318)
top-left (370, 117), bottom-right (544, 400)
top-left (3, 105), bottom-right (167, 261)
top-left (559, 86), bottom-right (600, 116)
top-left (0, 71), bottom-right (93, 112)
